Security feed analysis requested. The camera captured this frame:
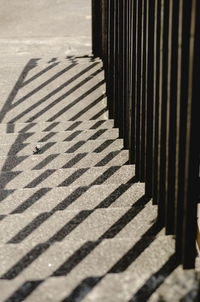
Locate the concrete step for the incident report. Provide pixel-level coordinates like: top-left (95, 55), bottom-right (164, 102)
top-left (0, 165), bottom-right (135, 189)
top-left (0, 150), bottom-right (129, 171)
top-left (0, 202), bottom-right (155, 245)
top-left (0, 236), bottom-right (178, 295)
top-left (0, 139), bottom-right (123, 157)
top-left (1, 259), bottom-right (198, 302)
top-left (0, 129), bottom-right (119, 145)
top-left (0, 182), bottom-right (144, 215)
top-left (0, 120), bottom-right (114, 133)
top-left (19, 268), bottom-right (198, 302)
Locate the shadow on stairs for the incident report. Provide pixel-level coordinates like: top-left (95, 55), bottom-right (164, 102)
top-left (0, 57), bottom-right (199, 302)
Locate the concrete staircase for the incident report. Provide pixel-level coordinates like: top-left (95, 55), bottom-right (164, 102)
top-left (0, 57), bottom-right (199, 302)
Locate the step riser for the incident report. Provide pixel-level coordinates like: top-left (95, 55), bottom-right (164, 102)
top-left (0, 151), bottom-right (129, 171)
top-left (0, 139), bottom-right (124, 156)
top-left (0, 120), bottom-right (114, 133)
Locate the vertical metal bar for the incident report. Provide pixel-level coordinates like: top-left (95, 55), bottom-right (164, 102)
top-left (116, 0), bottom-right (124, 136)
top-left (165, 0), bottom-right (179, 234)
top-left (129, 0), bottom-right (137, 164)
top-left (181, 0), bottom-right (199, 268)
top-left (113, 0), bottom-right (119, 127)
top-left (157, 0), bottom-right (170, 226)
top-left (139, 0), bottom-right (146, 182)
top-left (107, 0), bottom-right (115, 118)
top-left (152, 0), bottom-right (161, 205)
top-left (101, 0), bottom-right (108, 62)
top-left (175, 0), bottom-right (192, 262)
top-left (123, 0), bottom-right (130, 148)
top-left (145, 1), bottom-right (155, 198)
top-left (92, 0), bottom-right (102, 57)
top-left (135, 0), bottom-right (142, 179)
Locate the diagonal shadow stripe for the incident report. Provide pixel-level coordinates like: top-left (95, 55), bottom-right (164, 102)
top-left (4, 254), bottom-right (178, 302)
top-left (48, 210), bottom-right (93, 243)
top-left (89, 120), bottom-right (107, 129)
top-left (52, 195), bottom-right (149, 278)
top-left (11, 188), bottom-right (51, 214)
top-left (21, 62), bottom-right (59, 87)
top-left (87, 129), bottom-right (107, 140)
top-left (0, 171), bottom-right (22, 189)
top-left (64, 130), bottom-right (82, 142)
top-left (18, 123), bottom-right (37, 133)
top-left (9, 63), bottom-right (99, 124)
top-left (8, 212), bottom-right (53, 243)
top-left (6, 123), bottom-right (15, 133)
top-left (32, 154), bottom-right (59, 170)
top-left (58, 168), bottom-right (89, 187)
top-left (11, 63), bottom-right (77, 109)
top-left (38, 132), bottom-right (57, 142)
top-left (24, 169), bottom-right (56, 188)
top-left (1, 156), bottom-right (28, 171)
top-left (93, 140), bottom-right (117, 153)
top-left (51, 196), bottom-right (148, 277)
top-left (62, 277), bottom-right (103, 302)
top-left (128, 254), bottom-right (178, 302)
top-left (65, 121), bottom-right (82, 131)
top-left (6, 176), bottom-right (134, 244)
top-left (62, 153), bottom-right (88, 168)
top-left (108, 223), bottom-right (162, 272)
top-left (90, 107), bottom-right (107, 120)
top-left (90, 166), bottom-right (121, 185)
top-left (65, 141), bottom-right (86, 153)
top-left (53, 241), bottom-right (99, 277)
top-left (1, 242), bottom-right (50, 280)
top-left (4, 211), bottom-right (93, 277)
top-left (46, 80), bottom-right (105, 122)
top-left (0, 215), bottom-right (6, 221)
top-left (0, 189), bottom-right (15, 203)
top-left (26, 70), bottom-right (103, 123)
top-left (2, 182), bottom-right (139, 278)
top-left (0, 59), bottom-right (39, 123)
top-left (62, 150), bottom-right (122, 170)
top-left (95, 181), bottom-right (135, 208)
top-left (69, 95), bottom-right (105, 121)
top-left (57, 217), bottom-right (162, 301)
top-left (95, 151), bottom-right (122, 166)
top-left (43, 122), bottom-right (60, 132)
top-left (4, 280), bottom-right (43, 302)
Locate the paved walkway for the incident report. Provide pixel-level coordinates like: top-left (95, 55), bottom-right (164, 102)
top-left (0, 1), bottom-right (199, 301)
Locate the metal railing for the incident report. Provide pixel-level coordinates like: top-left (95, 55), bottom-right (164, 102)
top-left (92, 0), bottom-right (200, 268)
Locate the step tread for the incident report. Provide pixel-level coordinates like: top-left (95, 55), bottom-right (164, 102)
top-left (0, 202), bottom-right (156, 245)
top-left (0, 165), bottom-right (135, 189)
top-left (0, 182), bottom-right (144, 215)
top-left (0, 235), bottom-right (175, 282)
top-left (0, 120), bottom-right (114, 133)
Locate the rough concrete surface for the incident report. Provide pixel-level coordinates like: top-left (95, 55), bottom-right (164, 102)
top-left (0, 0), bottom-right (199, 301)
